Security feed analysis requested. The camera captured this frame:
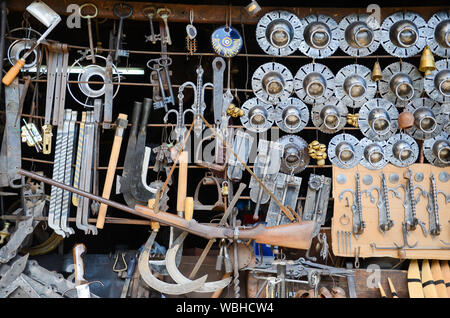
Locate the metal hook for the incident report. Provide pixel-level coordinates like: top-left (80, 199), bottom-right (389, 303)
top-left (112, 252), bottom-right (128, 273)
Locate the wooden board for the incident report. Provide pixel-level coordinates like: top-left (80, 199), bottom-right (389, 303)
top-left (332, 164), bottom-right (450, 260)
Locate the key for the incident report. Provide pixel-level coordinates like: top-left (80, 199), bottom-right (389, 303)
top-left (79, 3), bottom-right (98, 64)
top-left (113, 3), bottom-right (133, 62)
top-left (158, 57), bottom-right (175, 105)
top-left (143, 6), bottom-right (157, 43)
top-left (157, 8), bottom-right (172, 45)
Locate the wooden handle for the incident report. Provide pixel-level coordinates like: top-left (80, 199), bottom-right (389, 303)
top-left (147, 198), bottom-right (160, 232)
top-left (176, 151), bottom-right (188, 212)
top-left (2, 59), bottom-right (25, 86)
top-left (73, 243), bottom-right (87, 285)
top-left (422, 260), bottom-right (438, 298)
top-left (378, 282), bottom-right (387, 298)
top-left (387, 277), bottom-right (398, 298)
top-left (96, 114), bottom-right (128, 229)
top-left (408, 259), bottom-right (424, 298)
top-left (440, 261), bottom-right (450, 297)
top-left (211, 272), bottom-right (231, 298)
top-left (184, 197), bottom-right (194, 221)
top-left (430, 260), bottom-right (448, 298)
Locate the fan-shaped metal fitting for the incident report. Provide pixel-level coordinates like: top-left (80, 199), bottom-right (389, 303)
top-left (385, 133), bottom-right (419, 167)
top-left (273, 97), bottom-right (309, 133)
top-left (278, 135), bottom-right (309, 174)
top-left (424, 132), bottom-right (450, 167)
top-left (339, 14), bottom-right (381, 57)
top-left (405, 98), bottom-right (443, 140)
top-left (311, 96), bottom-right (348, 134)
top-left (256, 11), bottom-right (302, 56)
top-left (328, 134), bottom-right (362, 169)
top-left (427, 11), bottom-right (450, 58)
top-left (359, 137), bottom-right (388, 170)
top-left (240, 97), bottom-right (274, 133)
top-left (252, 62), bottom-right (293, 105)
top-left (335, 64), bottom-right (377, 108)
top-left (298, 14), bottom-right (342, 58)
top-left (424, 59), bottom-right (450, 103)
top-left (294, 63), bottom-right (335, 105)
top-left (381, 11), bottom-right (428, 58)
top-left (378, 62), bottom-right (423, 107)
top-left (358, 98), bottom-right (399, 141)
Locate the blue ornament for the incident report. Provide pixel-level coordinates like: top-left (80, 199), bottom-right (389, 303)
top-left (211, 26), bottom-right (243, 58)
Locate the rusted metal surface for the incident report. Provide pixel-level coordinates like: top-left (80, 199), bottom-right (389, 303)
top-left (7, 1), bottom-right (445, 24)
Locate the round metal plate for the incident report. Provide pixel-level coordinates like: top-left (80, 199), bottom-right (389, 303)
top-left (389, 173), bottom-right (399, 183)
top-left (311, 96), bottom-right (348, 134)
top-left (405, 98), bottom-right (444, 140)
top-left (363, 175), bottom-right (373, 185)
top-left (427, 11), bottom-right (450, 58)
top-left (277, 135), bottom-right (310, 174)
top-left (359, 137), bottom-right (389, 170)
top-left (294, 63), bottom-right (335, 105)
top-left (378, 62), bottom-right (423, 107)
top-left (274, 97), bottom-right (309, 133)
top-left (298, 14), bottom-right (342, 58)
top-left (442, 104), bottom-right (450, 134)
top-left (328, 133), bottom-right (362, 169)
top-left (339, 13), bottom-right (381, 57)
top-left (385, 133), bottom-right (419, 167)
top-left (251, 62), bottom-right (294, 105)
top-left (78, 65), bottom-right (106, 97)
top-left (423, 132), bottom-right (450, 167)
top-left (337, 174), bottom-right (347, 184)
top-left (256, 10), bottom-right (302, 56)
top-left (335, 64), bottom-right (377, 108)
top-left (414, 172), bottom-right (424, 182)
top-left (240, 97), bottom-right (274, 133)
top-left (211, 26), bottom-right (243, 58)
top-left (380, 11), bottom-right (428, 58)
top-left (8, 39), bottom-right (40, 70)
top-left (424, 59), bottom-right (450, 104)
top-left (439, 171), bottom-right (450, 182)
top-left (358, 98), bottom-right (399, 141)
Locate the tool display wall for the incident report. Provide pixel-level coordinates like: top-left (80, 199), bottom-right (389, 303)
top-left (0, 0), bottom-right (449, 299)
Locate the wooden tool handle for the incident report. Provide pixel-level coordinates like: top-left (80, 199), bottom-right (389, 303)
top-left (211, 272), bottom-right (231, 298)
top-left (184, 197), bottom-right (194, 221)
top-left (73, 243), bottom-right (87, 285)
top-left (2, 59), bottom-right (25, 86)
top-left (96, 113), bottom-right (128, 229)
top-left (422, 259), bottom-right (438, 298)
top-left (147, 198), bottom-right (160, 232)
top-left (176, 151), bottom-right (188, 212)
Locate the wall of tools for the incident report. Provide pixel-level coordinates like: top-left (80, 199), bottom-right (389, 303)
top-left (0, 0), bottom-right (449, 298)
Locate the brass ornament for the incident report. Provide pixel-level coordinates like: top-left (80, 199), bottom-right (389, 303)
top-left (419, 45), bottom-right (436, 76)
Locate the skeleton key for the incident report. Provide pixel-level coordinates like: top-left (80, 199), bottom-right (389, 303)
top-left (113, 3), bottom-right (133, 62)
top-left (158, 57), bottom-right (175, 107)
top-left (79, 3), bottom-right (98, 64)
top-left (143, 6), bottom-right (157, 43)
top-left (157, 8), bottom-right (172, 45)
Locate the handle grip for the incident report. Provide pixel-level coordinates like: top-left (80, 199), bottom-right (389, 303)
top-left (148, 198), bottom-right (160, 231)
top-left (139, 98), bottom-right (152, 133)
top-left (130, 101), bottom-right (142, 137)
top-left (2, 59), bottom-right (25, 86)
top-left (184, 197), bottom-right (194, 221)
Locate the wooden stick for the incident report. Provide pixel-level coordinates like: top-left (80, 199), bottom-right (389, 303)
top-left (96, 114), bottom-right (128, 229)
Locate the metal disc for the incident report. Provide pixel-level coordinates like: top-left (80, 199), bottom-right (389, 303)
top-left (424, 59), bottom-right (450, 104)
top-left (274, 97), bottom-right (309, 133)
top-left (385, 133), bottom-right (419, 167)
top-left (78, 65), bottom-right (106, 98)
top-left (294, 63), bottom-right (335, 105)
top-left (327, 133), bottom-right (362, 169)
top-left (426, 11), bottom-right (450, 58)
top-left (378, 61), bottom-right (423, 107)
top-left (414, 172), bottom-right (424, 182)
top-left (423, 132), bottom-right (450, 167)
top-left (251, 62), bottom-right (294, 105)
top-left (339, 13), bottom-right (381, 57)
top-left (240, 97), bottom-right (274, 133)
top-left (256, 10), bottom-right (302, 56)
top-left (442, 103), bottom-right (450, 134)
top-left (389, 173), bottom-right (399, 183)
top-left (335, 64), bottom-right (377, 108)
top-left (359, 137), bottom-right (389, 170)
top-left (405, 98), bottom-right (444, 140)
top-left (211, 26), bottom-right (243, 58)
top-left (380, 11), bottom-right (428, 58)
top-left (358, 98), bottom-right (399, 141)
top-left (337, 174), bottom-right (347, 184)
top-left (277, 135), bottom-right (310, 174)
top-left (298, 14), bottom-right (342, 58)
top-left (311, 96), bottom-right (348, 134)
top-left (439, 171), bottom-right (450, 182)
top-left (363, 174), bottom-right (373, 185)
top-left (7, 27), bottom-right (42, 70)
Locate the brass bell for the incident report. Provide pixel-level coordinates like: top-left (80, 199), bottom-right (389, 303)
top-left (419, 45), bottom-right (436, 76)
top-left (372, 61), bottom-right (382, 81)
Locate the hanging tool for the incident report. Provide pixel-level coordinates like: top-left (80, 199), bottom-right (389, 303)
top-left (425, 174), bottom-right (449, 236)
top-left (143, 6), bottom-right (157, 43)
top-left (120, 253), bottom-right (137, 298)
top-left (2, 1), bottom-right (61, 86)
top-left (96, 113), bottom-right (128, 229)
top-left (113, 3), bottom-right (133, 62)
top-left (79, 3), bottom-right (98, 64)
top-left (147, 58), bottom-right (174, 111)
top-left (157, 8), bottom-right (172, 45)
top-left (73, 244), bottom-right (91, 298)
top-left (164, 91), bottom-right (194, 144)
top-left (302, 174), bottom-right (332, 230)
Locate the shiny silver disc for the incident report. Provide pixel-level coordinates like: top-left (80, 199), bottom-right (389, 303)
top-left (328, 133), bottom-right (362, 169)
top-left (277, 135), bottom-right (310, 174)
top-left (405, 98), bottom-right (443, 140)
top-left (423, 132), bottom-right (450, 167)
top-left (240, 97), bottom-right (274, 133)
top-left (251, 62), bottom-right (294, 105)
top-left (359, 137), bottom-right (389, 170)
top-left (294, 62), bottom-right (335, 105)
top-left (424, 59), bottom-right (450, 103)
top-left (358, 98), bottom-right (399, 141)
top-left (426, 11), bottom-right (450, 58)
top-left (385, 133), bottom-right (419, 167)
top-left (311, 96), bottom-right (348, 134)
top-left (339, 13), bottom-right (381, 57)
top-left (335, 64), bottom-right (377, 108)
top-left (273, 97), bottom-right (309, 133)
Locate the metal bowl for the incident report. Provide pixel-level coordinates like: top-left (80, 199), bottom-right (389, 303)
top-left (311, 96), bottom-right (348, 134)
top-left (385, 133), bottom-right (419, 167)
top-left (278, 135), bottom-right (309, 174)
top-left (335, 64), bottom-right (377, 108)
top-left (405, 98), bottom-right (443, 140)
top-left (339, 14), bottom-right (381, 57)
top-left (424, 132), bottom-right (450, 167)
top-left (252, 62), bottom-right (294, 105)
top-left (427, 11), bottom-right (450, 58)
top-left (294, 63), bottom-right (335, 105)
top-left (425, 59), bottom-right (450, 103)
top-left (359, 138), bottom-right (388, 170)
top-left (328, 134), bottom-right (361, 169)
top-left (240, 97), bottom-right (274, 133)
top-left (358, 98), bottom-right (399, 141)
top-left (274, 97), bottom-right (309, 133)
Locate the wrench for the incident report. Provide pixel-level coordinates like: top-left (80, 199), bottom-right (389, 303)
top-left (113, 3), bottom-right (133, 62)
top-left (79, 3), bottom-right (98, 64)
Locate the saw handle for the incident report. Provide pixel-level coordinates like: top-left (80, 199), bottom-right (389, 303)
top-left (73, 243), bottom-right (88, 285)
top-left (2, 59), bottom-right (25, 86)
